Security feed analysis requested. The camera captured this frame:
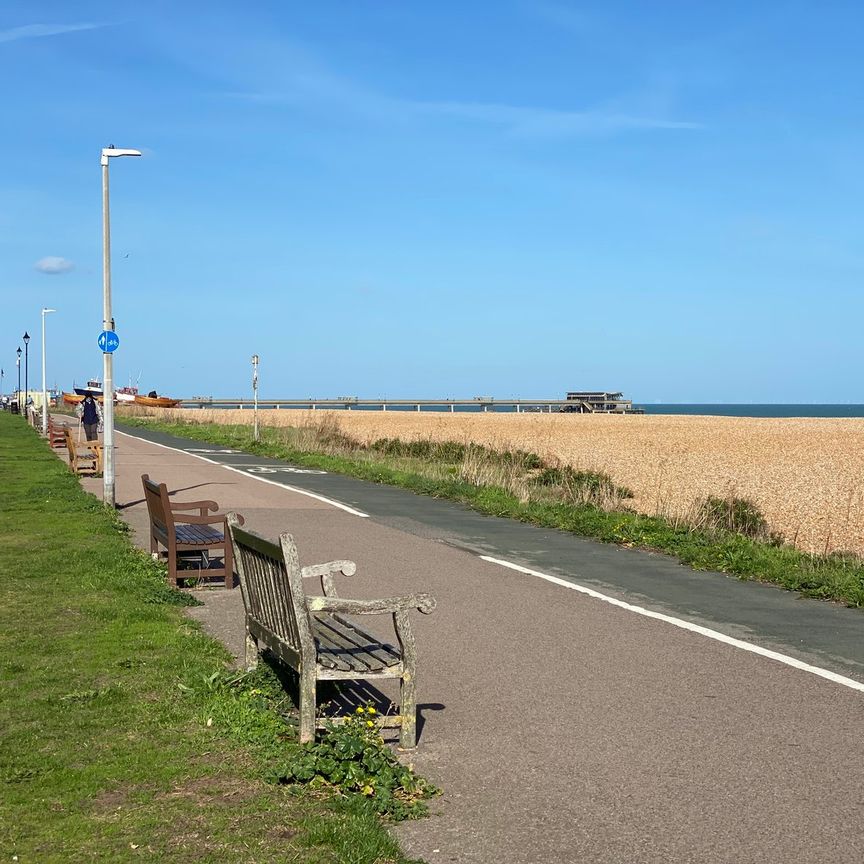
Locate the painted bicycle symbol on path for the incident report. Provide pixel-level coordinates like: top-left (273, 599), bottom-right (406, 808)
top-left (246, 466), bottom-right (328, 476)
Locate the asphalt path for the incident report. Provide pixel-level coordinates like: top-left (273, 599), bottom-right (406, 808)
top-left (118, 422), bottom-right (864, 683)
top-left (79, 422), bottom-right (864, 863)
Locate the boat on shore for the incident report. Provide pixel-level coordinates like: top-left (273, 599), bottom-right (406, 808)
top-left (63, 392), bottom-right (107, 405)
top-left (115, 385), bottom-right (138, 403)
top-left (73, 378), bottom-right (104, 397)
top-left (133, 394), bottom-right (181, 408)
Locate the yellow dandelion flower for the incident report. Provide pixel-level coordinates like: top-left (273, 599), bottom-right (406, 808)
top-left (355, 706), bottom-right (365, 714)
top-left (366, 720), bottom-right (375, 727)
top-left (362, 784), bottom-right (374, 796)
top-left (367, 707), bottom-right (377, 715)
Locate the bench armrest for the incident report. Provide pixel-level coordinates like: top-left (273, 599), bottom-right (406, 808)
top-left (301, 560), bottom-right (356, 597)
top-left (306, 593), bottom-right (436, 615)
top-left (170, 500), bottom-right (219, 514)
top-left (172, 513), bottom-right (229, 527)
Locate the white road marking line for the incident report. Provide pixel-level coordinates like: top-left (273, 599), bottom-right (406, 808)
top-left (480, 555), bottom-right (864, 694)
top-left (116, 430), bottom-right (369, 518)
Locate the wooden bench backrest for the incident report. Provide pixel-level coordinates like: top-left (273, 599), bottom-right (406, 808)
top-left (141, 474), bottom-right (170, 535)
top-left (227, 515), bottom-right (314, 665)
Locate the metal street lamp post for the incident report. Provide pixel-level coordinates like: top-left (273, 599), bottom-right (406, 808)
top-left (41, 308), bottom-right (57, 435)
top-left (101, 146), bottom-right (142, 507)
top-left (252, 354), bottom-right (260, 442)
top-left (23, 331), bottom-right (30, 408)
top-left (16, 348), bottom-right (21, 405)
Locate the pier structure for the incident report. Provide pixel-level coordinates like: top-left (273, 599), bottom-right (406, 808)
top-left (176, 395), bottom-right (641, 414)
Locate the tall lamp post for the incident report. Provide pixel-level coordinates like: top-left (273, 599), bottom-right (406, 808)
top-left (101, 146), bottom-right (142, 507)
top-left (251, 354), bottom-right (260, 442)
top-left (41, 308), bottom-right (57, 434)
top-left (16, 347), bottom-right (21, 405)
top-left (22, 332), bottom-right (30, 407)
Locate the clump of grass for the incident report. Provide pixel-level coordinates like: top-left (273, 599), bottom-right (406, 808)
top-left (697, 495), bottom-right (782, 544)
top-left (534, 465), bottom-right (634, 508)
top-left (371, 437), bottom-right (468, 461)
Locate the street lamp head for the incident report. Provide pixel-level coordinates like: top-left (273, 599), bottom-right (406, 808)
top-left (22, 332), bottom-right (29, 345)
top-left (16, 347), bottom-right (21, 358)
top-left (101, 147), bottom-right (143, 166)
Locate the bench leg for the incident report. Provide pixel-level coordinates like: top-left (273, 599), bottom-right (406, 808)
top-left (223, 538), bottom-right (233, 589)
top-left (298, 667), bottom-right (317, 744)
top-left (244, 631), bottom-right (259, 671)
top-left (395, 609), bottom-right (418, 749)
top-left (399, 669), bottom-right (417, 750)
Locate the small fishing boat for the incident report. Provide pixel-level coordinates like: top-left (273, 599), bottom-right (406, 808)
top-left (115, 386), bottom-right (138, 403)
top-left (73, 378), bottom-right (104, 397)
top-left (63, 392), bottom-right (106, 405)
top-left (133, 394), bottom-right (182, 408)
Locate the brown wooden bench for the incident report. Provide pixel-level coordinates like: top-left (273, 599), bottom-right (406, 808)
top-left (63, 428), bottom-right (103, 475)
top-left (47, 416), bottom-right (66, 449)
top-left (227, 514), bottom-right (436, 749)
top-left (142, 474), bottom-right (240, 589)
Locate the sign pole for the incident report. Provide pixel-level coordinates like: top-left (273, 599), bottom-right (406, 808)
top-left (252, 354), bottom-right (260, 442)
top-left (102, 155), bottom-right (116, 507)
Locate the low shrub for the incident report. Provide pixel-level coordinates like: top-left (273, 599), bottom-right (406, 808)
top-left (274, 706), bottom-right (440, 821)
top-left (698, 495), bottom-right (779, 543)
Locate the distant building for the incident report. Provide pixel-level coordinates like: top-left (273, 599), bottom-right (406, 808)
top-left (563, 391), bottom-right (641, 413)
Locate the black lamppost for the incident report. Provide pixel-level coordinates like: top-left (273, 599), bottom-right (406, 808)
top-left (22, 332), bottom-right (30, 406)
top-left (16, 347), bottom-right (21, 399)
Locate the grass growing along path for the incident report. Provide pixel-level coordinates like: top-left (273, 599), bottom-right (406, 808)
top-left (118, 414), bottom-right (864, 609)
top-left (0, 412), bottom-right (423, 863)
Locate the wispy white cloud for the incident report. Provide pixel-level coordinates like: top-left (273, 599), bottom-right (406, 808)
top-left (194, 14), bottom-right (701, 140)
top-left (225, 88), bottom-right (701, 139)
top-left (0, 22), bottom-right (107, 45)
top-left (419, 100), bottom-right (702, 137)
top-left (35, 256), bottom-right (74, 274)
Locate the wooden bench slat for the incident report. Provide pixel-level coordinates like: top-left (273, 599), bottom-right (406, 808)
top-left (313, 613), bottom-right (401, 673)
top-left (175, 524), bottom-right (224, 545)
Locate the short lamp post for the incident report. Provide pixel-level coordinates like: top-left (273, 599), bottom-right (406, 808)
top-left (101, 146), bottom-right (142, 507)
top-left (251, 354), bottom-right (260, 442)
top-left (23, 331), bottom-right (30, 407)
top-left (16, 348), bottom-right (21, 405)
top-left (41, 308), bottom-right (57, 435)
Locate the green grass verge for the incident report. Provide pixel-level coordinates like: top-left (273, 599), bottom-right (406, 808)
top-left (0, 412), bottom-right (422, 863)
top-left (118, 416), bottom-right (864, 608)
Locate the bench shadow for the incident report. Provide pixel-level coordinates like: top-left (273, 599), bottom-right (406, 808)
top-left (118, 482), bottom-right (235, 511)
top-left (262, 653), bottom-right (444, 745)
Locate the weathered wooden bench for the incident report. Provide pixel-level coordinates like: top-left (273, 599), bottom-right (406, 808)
top-left (63, 428), bottom-right (103, 475)
top-left (142, 474), bottom-right (241, 589)
top-left (227, 515), bottom-right (436, 749)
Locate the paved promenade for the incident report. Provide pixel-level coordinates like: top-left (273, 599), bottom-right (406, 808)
top-left (72, 421), bottom-right (864, 864)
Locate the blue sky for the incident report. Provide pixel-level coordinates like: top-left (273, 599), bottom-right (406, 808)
top-left (2, 1), bottom-right (863, 402)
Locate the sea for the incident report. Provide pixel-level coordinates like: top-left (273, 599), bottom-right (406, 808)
top-left (641, 405), bottom-right (864, 418)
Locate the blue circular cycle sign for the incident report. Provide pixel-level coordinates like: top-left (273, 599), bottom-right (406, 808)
top-left (98, 330), bottom-right (120, 353)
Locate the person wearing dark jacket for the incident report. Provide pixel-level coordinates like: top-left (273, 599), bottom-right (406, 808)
top-left (76, 395), bottom-right (102, 441)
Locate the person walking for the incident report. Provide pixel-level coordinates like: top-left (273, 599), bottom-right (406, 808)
top-left (76, 394), bottom-right (103, 441)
